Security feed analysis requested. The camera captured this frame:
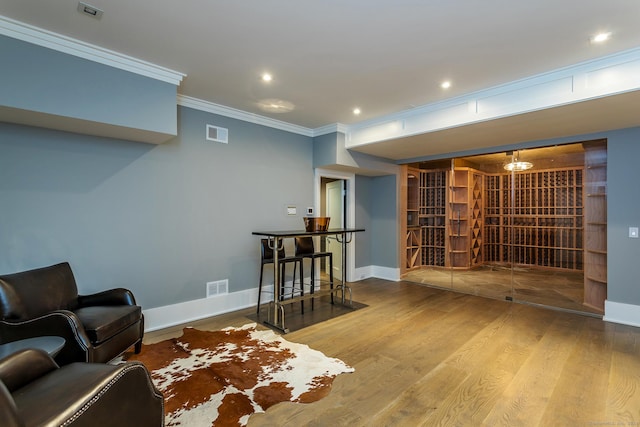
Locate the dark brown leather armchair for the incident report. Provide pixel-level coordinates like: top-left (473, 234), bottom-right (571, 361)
top-left (0, 348), bottom-right (164, 426)
top-left (0, 262), bottom-right (144, 365)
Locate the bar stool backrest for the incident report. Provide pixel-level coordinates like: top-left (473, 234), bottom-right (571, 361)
top-left (294, 237), bottom-right (315, 256)
top-left (261, 239), bottom-right (286, 263)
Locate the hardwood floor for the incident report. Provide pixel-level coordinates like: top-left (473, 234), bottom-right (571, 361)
top-left (144, 278), bottom-right (640, 426)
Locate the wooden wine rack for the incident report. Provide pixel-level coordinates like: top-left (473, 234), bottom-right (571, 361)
top-left (405, 165), bottom-right (587, 272)
top-left (421, 170), bottom-right (447, 267)
top-left (449, 168), bottom-right (472, 268)
top-left (471, 172), bottom-right (483, 267)
top-left (404, 167), bottom-right (421, 270)
top-left (583, 142), bottom-right (607, 311)
top-left (484, 167), bottom-right (584, 271)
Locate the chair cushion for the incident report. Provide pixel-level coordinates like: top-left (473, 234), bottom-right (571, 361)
top-left (73, 305), bottom-right (142, 345)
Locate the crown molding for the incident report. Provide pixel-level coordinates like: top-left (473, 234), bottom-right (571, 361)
top-left (178, 95), bottom-right (351, 138)
top-left (0, 15), bottom-right (185, 86)
top-left (312, 123), bottom-right (349, 137)
top-left (178, 95), bottom-right (316, 137)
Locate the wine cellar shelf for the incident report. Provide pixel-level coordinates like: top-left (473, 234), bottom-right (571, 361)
top-left (583, 143), bottom-right (607, 311)
top-left (407, 166), bottom-right (586, 271)
top-left (484, 167), bottom-right (584, 271)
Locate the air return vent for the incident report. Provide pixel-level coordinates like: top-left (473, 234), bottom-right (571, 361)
top-left (206, 125), bottom-right (229, 144)
top-left (206, 279), bottom-right (229, 298)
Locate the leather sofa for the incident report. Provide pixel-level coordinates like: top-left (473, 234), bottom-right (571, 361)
top-left (0, 348), bottom-right (164, 426)
top-left (0, 262), bottom-right (144, 365)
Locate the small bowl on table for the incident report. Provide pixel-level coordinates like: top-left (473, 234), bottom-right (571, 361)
top-left (303, 217), bottom-right (330, 232)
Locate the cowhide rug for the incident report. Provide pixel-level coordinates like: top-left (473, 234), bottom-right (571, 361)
top-left (123, 323), bottom-right (354, 426)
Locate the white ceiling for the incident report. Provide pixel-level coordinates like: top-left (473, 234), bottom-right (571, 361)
top-left (1, 0), bottom-right (640, 160)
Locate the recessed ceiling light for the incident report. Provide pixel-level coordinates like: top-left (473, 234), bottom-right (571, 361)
top-left (441, 80), bottom-right (451, 89)
top-left (353, 107), bottom-right (361, 115)
top-left (590, 32), bottom-right (611, 44)
top-left (261, 73), bottom-right (273, 82)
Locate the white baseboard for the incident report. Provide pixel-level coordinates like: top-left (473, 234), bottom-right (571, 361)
top-left (353, 266), bottom-right (373, 281)
top-left (143, 288), bottom-right (259, 332)
top-left (372, 266), bottom-right (400, 281)
top-left (143, 281), bottom-right (306, 332)
top-left (353, 265), bottom-right (400, 282)
top-left (603, 300), bottom-right (640, 327)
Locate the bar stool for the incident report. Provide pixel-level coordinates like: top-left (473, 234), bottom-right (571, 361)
top-left (257, 239), bottom-right (304, 315)
top-left (294, 236), bottom-right (334, 307)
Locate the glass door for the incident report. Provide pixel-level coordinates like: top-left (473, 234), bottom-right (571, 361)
top-left (401, 142), bottom-right (605, 315)
top-left (450, 157), bottom-right (512, 300)
top-left (402, 163), bottom-right (452, 290)
top-left (508, 149), bottom-right (589, 312)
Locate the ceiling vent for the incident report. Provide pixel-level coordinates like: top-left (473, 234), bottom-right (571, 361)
top-left (77, 2), bottom-right (104, 19)
top-left (206, 125), bottom-right (229, 144)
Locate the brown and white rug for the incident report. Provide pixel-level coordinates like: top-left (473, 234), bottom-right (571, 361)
top-left (124, 323), bottom-right (353, 426)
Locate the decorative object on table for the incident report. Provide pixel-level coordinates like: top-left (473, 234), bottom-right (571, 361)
top-left (123, 323), bottom-right (354, 427)
top-left (0, 348), bottom-right (163, 427)
top-left (303, 216), bottom-right (330, 231)
top-left (0, 262), bottom-right (144, 365)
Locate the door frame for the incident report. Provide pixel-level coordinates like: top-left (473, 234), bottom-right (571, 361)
top-left (314, 168), bottom-right (356, 282)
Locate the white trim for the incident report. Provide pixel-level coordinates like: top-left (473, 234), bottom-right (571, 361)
top-left (603, 300), bottom-right (640, 328)
top-left (0, 15), bottom-right (185, 85)
top-left (313, 123), bottom-right (349, 137)
top-left (346, 46), bottom-right (640, 148)
top-left (371, 266), bottom-right (401, 282)
top-left (178, 96), bottom-right (350, 138)
top-left (353, 266), bottom-right (374, 281)
top-left (353, 265), bottom-right (400, 282)
top-left (178, 95), bottom-right (314, 137)
top-left (349, 46), bottom-right (640, 133)
top-left (314, 168), bottom-right (357, 282)
top-left (143, 288), bottom-right (258, 332)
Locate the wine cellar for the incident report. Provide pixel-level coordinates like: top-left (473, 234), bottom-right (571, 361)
top-left (401, 141), bottom-right (607, 312)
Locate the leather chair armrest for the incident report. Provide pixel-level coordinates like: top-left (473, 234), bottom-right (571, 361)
top-left (0, 380), bottom-right (21, 427)
top-left (78, 288), bottom-right (137, 307)
top-left (0, 311), bottom-right (92, 365)
top-left (0, 349), bottom-right (59, 392)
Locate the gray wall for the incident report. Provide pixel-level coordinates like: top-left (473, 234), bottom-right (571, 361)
top-left (0, 106), bottom-right (314, 309)
top-left (607, 127), bottom-right (640, 306)
top-left (370, 175), bottom-right (398, 268)
top-left (313, 132), bottom-right (338, 169)
top-left (355, 175), bottom-right (372, 269)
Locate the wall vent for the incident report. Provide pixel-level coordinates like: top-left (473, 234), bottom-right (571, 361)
top-left (206, 279), bottom-right (229, 298)
top-left (77, 2), bottom-right (104, 19)
top-left (206, 125), bottom-right (229, 144)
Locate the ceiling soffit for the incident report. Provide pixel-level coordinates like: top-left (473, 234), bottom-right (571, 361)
top-left (346, 48), bottom-right (640, 161)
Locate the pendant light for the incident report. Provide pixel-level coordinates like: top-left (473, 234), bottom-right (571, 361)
top-left (504, 150), bottom-right (533, 171)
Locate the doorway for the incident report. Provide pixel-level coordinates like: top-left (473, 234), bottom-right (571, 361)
top-left (315, 168), bottom-right (356, 282)
top-left (401, 140), bottom-right (607, 316)
top-left (325, 179), bottom-right (345, 279)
